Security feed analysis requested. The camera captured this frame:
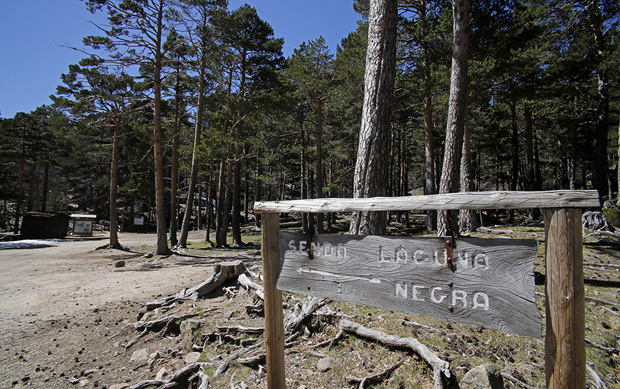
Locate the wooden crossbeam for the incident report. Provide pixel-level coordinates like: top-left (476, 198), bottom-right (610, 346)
top-left (254, 190), bottom-right (599, 213)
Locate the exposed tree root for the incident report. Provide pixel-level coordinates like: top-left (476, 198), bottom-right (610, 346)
top-left (347, 360), bottom-right (404, 389)
top-left (129, 362), bottom-right (212, 389)
top-left (145, 261), bottom-right (247, 310)
top-left (284, 296), bottom-right (330, 334)
top-left (124, 313), bottom-right (200, 349)
top-left (338, 319), bottom-right (451, 389)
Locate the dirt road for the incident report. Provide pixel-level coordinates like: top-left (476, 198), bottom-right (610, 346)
top-left (0, 231), bottom-right (259, 388)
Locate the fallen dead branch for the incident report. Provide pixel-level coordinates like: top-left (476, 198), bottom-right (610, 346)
top-left (284, 296), bottom-right (330, 334)
top-left (500, 372), bottom-right (536, 389)
top-left (587, 363), bottom-right (609, 389)
top-left (585, 296), bottom-right (620, 310)
top-left (218, 325), bottom-right (265, 335)
top-left (339, 319), bottom-right (450, 389)
top-left (145, 261), bottom-right (247, 310)
top-left (314, 329), bottom-right (344, 349)
top-left (586, 338), bottom-right (618, 354)
top-left (477, 226), bottom-right (513, 235)
top-left (130, 362), bottom-right (213, 389)
top-left (347, 360), bottom-right (404, 389)
top-left (402, 320), bottom-right (444, 334)
top-left (583, 262), bottom-right (620, 270)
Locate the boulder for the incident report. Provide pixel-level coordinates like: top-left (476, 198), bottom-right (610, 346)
top-left (459, 364), bottom-right (504, 389)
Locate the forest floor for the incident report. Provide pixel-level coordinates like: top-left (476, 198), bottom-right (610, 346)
top-left (0, 215), bottom-right (619, 389)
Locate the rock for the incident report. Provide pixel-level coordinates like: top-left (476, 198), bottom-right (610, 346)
top-left (148, 351), bottom-right (162, 365)
top-left (180, 319), bottom-right (203, 352)
top-left (155, 367), bottom-right (168, 381)
top-left (185, 351), bottom-right (201, 364)
top-left (109, 384), bottom-right (130, 389)
top-left (459, 364), bottom-right (504, 389)
top-left (317, 356), bottom-right (336, 372)
top-left (129, 348), bottom-right (149, 362)
top-left (114, 260), bottom-right (126, 268)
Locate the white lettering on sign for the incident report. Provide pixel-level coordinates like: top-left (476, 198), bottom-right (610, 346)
top-left (380, 246), bottom-right (488, 269)
top-left (288, 240), bottom-right (348, 259)
top-left (394, 282), bottom-right (490, 311)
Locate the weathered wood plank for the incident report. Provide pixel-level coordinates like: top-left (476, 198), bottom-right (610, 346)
top-left (278, 232), bottom-right (542, 338)
top-left (254, 190), bottom-right (599, 213)
top-left (261, 214), bottom-right (286, 389)
top-left (543, 208), bottom-right (585, 388)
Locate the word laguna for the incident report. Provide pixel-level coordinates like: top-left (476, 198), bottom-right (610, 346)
top-left (278, 232), bottom-right (542, 338)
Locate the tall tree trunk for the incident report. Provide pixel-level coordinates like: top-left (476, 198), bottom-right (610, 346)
top-left (459, 108), bottom-right (475, 234)
top-left (589, 0), bottom-right (608, 204)
top-left (617, 120), bottom-right (620, 206)
top-left (254, 148), bottom-right (263, 228)
top-left (206, 170), bottom-right (213, 243)
top-left (27, 160), bottom-right (38, 212)
top-left (109, 121), bottom-right (122, 249)
top-left (424, 42), bottom-right (436, 232)
top-left (169, 64), bottom-right (182, 248)
top-left (153, 0), bottom-right (169, 255)
top-left (179, 57), bottom-right (207, 248)
top-left (216, 157), bottom-right (228, 247)
top-left (14, 136), bottom-right (26, 234)
top-left (437, 0), bottom-right (471, 237)
top-left (524, 105), bottom-right (539, 220)
top-left (508, 101), bottom-right (518, 224)
top-left (315, 99), bottom-right (325, 233)
top-left (41, 161), bottom-right (49, 212)
top-left (300, 127), bottom-right (309, 233)
top-left (350, 0), bottom-right (398, 236)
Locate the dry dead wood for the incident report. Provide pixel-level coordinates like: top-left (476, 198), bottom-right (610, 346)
top-left (124, 313), bottom-right (200, 349)
top-left (238, 273), bottom-right (265, 300)
top-left (477, 226), bottom-right (513, 235)
top-left (218, 325), bottom-right (265, 335)
top-left (347, 361), bottom-right (404, 389)
top-left (586, 338), bottom-right (618, 354)
top-left (145, 261), bottom-right (247, 310)
top-left (402, 320), bottom-right (444, 334)
top-left (338, 319), bottom-right (450, 389)
top-left (314, 329), bottom-right (344, 349)
top-left (284, 296), bottom-right (330, 334)
top-left (129, 362), bottom-right (212, 389)
top-left (213, 341), bottom-right (265, 377)
top-left (587, 363), bottom-right (609, 389)
top-left (585, 296), bottom-right (620, 310)
top-left (500, 372), bottom-right (536, 389)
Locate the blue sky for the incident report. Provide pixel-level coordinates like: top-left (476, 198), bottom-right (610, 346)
top-left (0, 0), bottom-right (361, 119)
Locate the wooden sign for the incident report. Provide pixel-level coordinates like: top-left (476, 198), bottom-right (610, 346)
top-left (278, 232), bottom-right (541, 338)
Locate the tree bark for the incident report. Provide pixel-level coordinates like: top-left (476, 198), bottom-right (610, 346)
top-left (350, 0), bottom-right (398, 236)
top-left (179, 50), bottom-right (207, 248)
top-left (109, 121), bottom-right (122, 249)
top-left (589, 0), bottom-right (609, 205)
top-left (169, 77), bottom-right (181, 248)
top-left (422, 4), bottom-right (436, 232)
top-left (437, 0), bottom-right (471, 237)
top-left (315, 99), bottom-right (325, 233)
top-left (459, 107), bottom-right (475, 234)
top-left (153, 0), bottom-right (169, 255)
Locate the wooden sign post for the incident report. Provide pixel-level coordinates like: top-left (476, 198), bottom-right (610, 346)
top-left (254, 190), bottom-right (599, 389)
